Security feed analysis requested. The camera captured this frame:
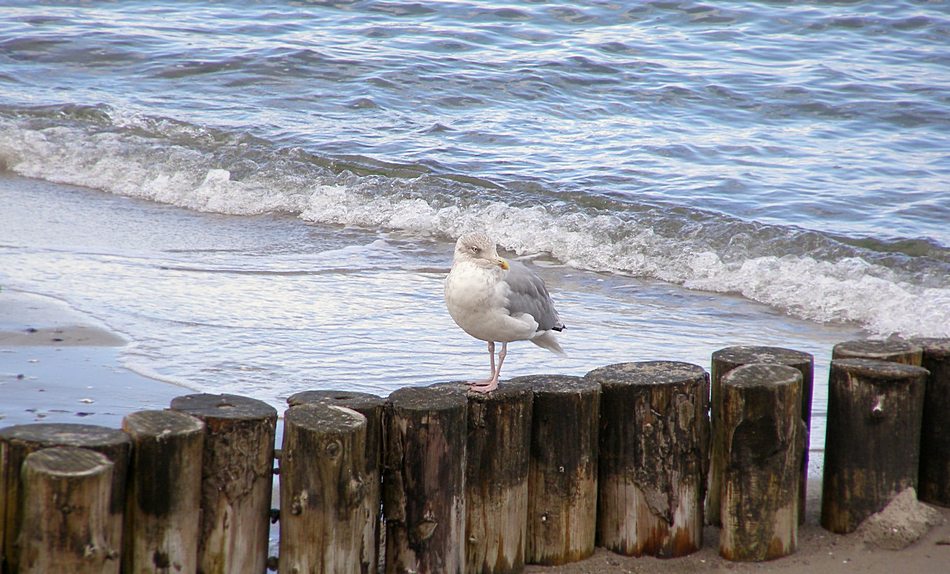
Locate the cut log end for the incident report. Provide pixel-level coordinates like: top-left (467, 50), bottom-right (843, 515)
top-left (586, 360), bottom-right (708, 387)
top-left (0, 423), bottom-right (131, 450)
top-left (285, 402), bottom-right (366, 434)
top-left (23, 446), bottom-right (113, 479)
top-left (830, 357), bottom-right (930, 382)
top-left (170, 393), bottom-right (278, 421)
top-left (388, 384), bottom-right (469, 411)
top-left (832, 339), bottom-right (923, 365)
top-left (122, 409), bottom-right (204, 438)
top-left (287, 389), bottom-right (383, 410)
top-left (712, 346), bottom-right (813, 368)
top-left (724, 363), bottom-right (802, 389)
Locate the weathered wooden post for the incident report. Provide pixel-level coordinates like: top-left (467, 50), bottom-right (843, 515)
top-left (0, 423), bottom-right (131, 573)
top-left (831, 338), bottom-right (923, 365)
top-left (383, 385), bottom-right (468, 574)
top-left (915, 338), bottom-right (950, 506)
top-left (458, 382), bottom-right (533, 574)
top-left (286, 392), bottom-right (384, 471)
top-left (821, 359), bottom-right (928, 533)
top-left (510, 375), bottom-right (599, 566)
top-left (718, 364), bottom-right (803, 562)
top-left (585, 361), bottom-right (708, 558)
top-left (19, 447), bottom-right (117, 574)
top-left (121, 410), bottom-right (204, 574)
top-left (280, 403), bottom-right (372, 574)
top-left (708, 346), bottom-right (814, 526)
top-left (287, 390), bottom-right (385, 572)
top-left (170, 394), bottom-right (277, 574)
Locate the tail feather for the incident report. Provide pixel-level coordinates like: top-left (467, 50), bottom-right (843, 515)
top-left (531, 330), bottom-right (566, 357)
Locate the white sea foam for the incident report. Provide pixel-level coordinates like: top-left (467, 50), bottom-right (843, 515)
top-left (2, 119), bottom-right (948, 338)
top-left (304, 186), bottom-right (950, 338)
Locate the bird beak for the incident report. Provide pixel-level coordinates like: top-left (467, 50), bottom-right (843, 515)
top-left (497, 258), bottom-right (510, 270)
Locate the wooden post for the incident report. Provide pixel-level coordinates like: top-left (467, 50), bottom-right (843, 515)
top-left (821, 359), bottom-right (928, 533)
top-left (718, 364), bottom-right (803, 562)
top-left (708, 346), bottom-right (814, 526)
top-left (286, 390), bottom-right (385, 572)
top-left (510, 375), bottom-right (599, 566)
top-left (121, 410), bottom-right (204, 574)
top-left (459, 382), bottom-right (533, 574)
top-left (0, 423), bottom-right (131, 574)
top-left (831, 338), bottom-right (923, 365)
top-left (383, 385), bottom-right (468, 574)
top-left (18, 447), bottom-right (118, 574)
top-left (170, 393), bottom-right (277, 574)
top-left (279, 403), bottom-right (372, 574)
top-left (585, 361), bottom-right (708, 558)
top-left (915, 338), bottom-right (950, 507)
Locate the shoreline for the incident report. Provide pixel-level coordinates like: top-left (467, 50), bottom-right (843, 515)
top-left (0, 288), bottom-right (188, 427)
top-left (1, 286), bottom-right (948, 572)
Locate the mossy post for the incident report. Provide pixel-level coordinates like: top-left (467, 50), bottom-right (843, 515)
top-left (511, 375), bottom-right (600, 566)
top-left (821, 359), bottom-right (928, 533)
top-left (287, 390), bottom-right (385, 571)
top-left (280, 403), bottom-right (372, 574)
top-left (708, 346), bottom-right (814, 526)
top-left (121, 410), bottom-right (204, 574)
top-left (585, 361), bottom-right (708, 558)
top-left (457, 382), bottom-right (533, 574)
top-left (914, 338), bottom-right (950, 506)
top-left (718, 364), bottom-right (803, 562)
top-left (170, 394), bottom-right (277, 574)
top-left (831, 338), bottom-right (923, 365)
top-left (0, 423), bottom-right (131, 573)
top-left (18, 447), bottom-right (117, 574)
top-left (383, 385), bottom-right (468, 574)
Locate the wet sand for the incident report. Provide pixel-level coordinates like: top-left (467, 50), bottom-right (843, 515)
top-left (0, 289), bottom-right (187, 427)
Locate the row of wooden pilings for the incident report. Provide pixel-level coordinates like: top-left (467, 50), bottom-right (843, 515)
top-left (0, 338), bottom-right (947, 573)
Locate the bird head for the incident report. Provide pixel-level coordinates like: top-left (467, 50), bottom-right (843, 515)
top-left (455, 232), bottom-right (510, 270)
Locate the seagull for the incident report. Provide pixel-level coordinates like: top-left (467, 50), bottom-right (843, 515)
top-left (444, 232), bottom-right (565, 393)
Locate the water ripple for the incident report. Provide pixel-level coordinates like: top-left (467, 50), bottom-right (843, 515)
top-left (0, 0), bottom-right (947, 331)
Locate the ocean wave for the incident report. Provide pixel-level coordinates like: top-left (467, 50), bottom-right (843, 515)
top-left (1, 109), bottom-right (947, 338)
top-left (297, 192), bottom-right (950, 337)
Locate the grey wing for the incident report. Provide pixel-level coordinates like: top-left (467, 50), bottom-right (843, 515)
top-left (503, 261), bottom-right (564, 331)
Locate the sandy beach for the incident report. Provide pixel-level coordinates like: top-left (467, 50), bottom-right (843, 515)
top-left (1, 286), bottom-right (948, 573)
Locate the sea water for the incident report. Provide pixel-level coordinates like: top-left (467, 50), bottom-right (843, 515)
top-left (1, 1), bottom-right (949, 468)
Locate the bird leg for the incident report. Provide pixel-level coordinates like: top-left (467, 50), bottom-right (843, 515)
top-left (495, 342), bottom-right (508, 378)
top-left (488, 341), bottom-right (496, 376)
top-left (468, 341), bottom-right (501, 393)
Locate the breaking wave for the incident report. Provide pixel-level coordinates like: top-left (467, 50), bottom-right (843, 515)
top-left (2, 106), bottom-right (947, 337)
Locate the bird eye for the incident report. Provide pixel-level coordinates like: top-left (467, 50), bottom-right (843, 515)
top-left (470, 246), bottom-right (480, 254)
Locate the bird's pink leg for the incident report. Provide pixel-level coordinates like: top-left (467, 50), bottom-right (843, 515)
top-left (495, 342), bottom-right (508, 379)
top-left (488, 341), bottom-right (496, 377)
top-left (469, 341), bottom-right (501, 393)
top-left (470, 341), bottom-right (506, 394)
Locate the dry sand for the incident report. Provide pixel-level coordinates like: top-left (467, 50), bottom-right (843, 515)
top-left (2, 287), bottom-right (948, 573)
